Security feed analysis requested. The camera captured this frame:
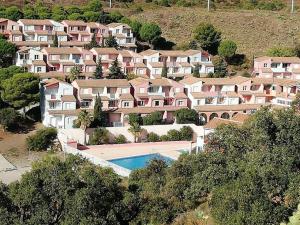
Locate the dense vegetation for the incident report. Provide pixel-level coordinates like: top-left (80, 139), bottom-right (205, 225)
top-left (2, 106), bottom-right (300, 224)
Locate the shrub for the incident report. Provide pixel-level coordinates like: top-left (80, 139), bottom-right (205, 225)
top-left (175, 108), bottom-right (199, 124)
top-left (128, 113), bottom-right (142, 125)
top-left (160, 134), bottom-right (169, 142)
top-left (267, 46), bottom-right (296, 57)
top-left (218, 40), bottom-right (237, 60)
top-left (89, 128), bottom-right (109, 145)
top-left (142, 111), bottom-right (163, 125)
top-left (167, 129), bottom-right (182, 141)
top-left (115, 134), bottom-right (127, 144)
top-left (26, 128), bottom-right (57, 151)
top-left (0, 108), bottom-right (22, 131)
top-left (147, 132), bottom-right (161, 142)
top-left (179, 126), bottom-right (193, 141)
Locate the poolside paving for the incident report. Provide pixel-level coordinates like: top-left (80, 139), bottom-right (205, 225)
top-left (83, 141), bottom-right (193, 161)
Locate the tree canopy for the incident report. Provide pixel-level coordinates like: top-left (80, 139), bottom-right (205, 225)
top-left (193, 23), bottom-right (221, 55)
top-left (0, 39), bottom-right (17, 68)
top-left (1, 73), bottom-right (39, 109)
top-left (218, 40), bottom-right (237, 60)
top-left (139, 23), bottom-right (162, 48)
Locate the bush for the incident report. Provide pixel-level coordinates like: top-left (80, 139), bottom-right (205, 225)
top-left (179, 126), bottom-right (193, 141)
top-left (89, 128), bottom-right (109, 145)
top-left (142, 111), bottom-right (163, 125)
top-left (167, 129), bottom-right (182, 141)
top-left (175, 108), bottom-right (199, 124)
top-left (267, 46), bottom-right (296, 57)
top-left (128, 113), bottom-right (142, 125)
top-left (0, 108), bottom-right (22, 131)
top-left (147, 132), bottom-right (161, 142)
top-left (26, 128), bottom-right (57, 151)
top-left (115, 134), bottom-right (127, 144)
top-left (160, 134), bottom-right (169, 142)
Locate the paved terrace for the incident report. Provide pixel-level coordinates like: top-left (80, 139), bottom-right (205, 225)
top-left (82, 141), bottom-right (193, 161)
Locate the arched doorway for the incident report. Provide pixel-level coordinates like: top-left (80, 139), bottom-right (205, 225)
top-left (209, 113), bottom-right (218, 121)
top-left (199, 113), bottom-right (207, 125)
top-left (221, 112), bottom-right (230, 119)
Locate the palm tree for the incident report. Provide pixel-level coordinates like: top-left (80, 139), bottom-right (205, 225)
top-left (128, 122), bottom-right (143, 143)
top-left (77, 110), bottom-right (92, 145)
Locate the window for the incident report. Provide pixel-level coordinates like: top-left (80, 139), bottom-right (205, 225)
top-left (140, 88), bottom-right (145, 93)
top-left (65, 103), bottom-right (71, 109)
top-left (175, 88), bottom-right (180, 93)
top-left (124, 102), bottom-right (129, 107)
top-left (283, 63), bottom-right (290, 68)
top-left (154, 69), bottom-right (159, 74)
top-left (271, 63), bottom-right (279, 68)
top-left (148, 86), bottom-right (159, 93)
top-left (49, 102), bottom-right (55, 109)
top-left (138, 101), bottom-right (144, 106)
top-left (154, 100), bottom-right (160, 106)
top-left (263, 63), bottom-right (267, 67)
top-left (37, 67), bottom-right (42, 72)
top-left (178, 100), bottom-right (183, 106)
top-left (34, 55), bottom-right (39, 60)
top-left (197, 99), bottom-right (201, 105)
top-left (116, 29), bottom-right (119, 34)
top-left (80, 101), bottom-right (90, 108)
top-left (121, 88), bottom-right (128, 94)
top-left (242, 86), bottom-right (247, 91)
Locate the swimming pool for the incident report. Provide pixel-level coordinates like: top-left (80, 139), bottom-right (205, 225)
top-left (108, 153), bottom-right (173, 170)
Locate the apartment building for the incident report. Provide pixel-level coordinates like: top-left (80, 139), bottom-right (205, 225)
top-left (254, 56), bottom-right (300, 80)
top-left (117, 50), bottom-right (147, 76)
top-left (40, 78), bottom-right (77, 129)
top-left (72, 79), bottom-right (133, 126)
top-left (0, 18), bottom-right (22, 42)
top-left (107, 23), bottom-right (136, 51)
top-left (16, 47), bottom-right (46, 73)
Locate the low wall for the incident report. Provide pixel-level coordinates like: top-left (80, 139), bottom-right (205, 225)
top-left (59, 124), bottom-right (204, 145)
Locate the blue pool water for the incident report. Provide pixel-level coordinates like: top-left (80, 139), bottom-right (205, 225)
top-left (109, 153), bottom-right (173, 170)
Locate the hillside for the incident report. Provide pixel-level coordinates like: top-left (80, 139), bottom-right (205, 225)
top-left (126, 7), bottom-right (300, 57)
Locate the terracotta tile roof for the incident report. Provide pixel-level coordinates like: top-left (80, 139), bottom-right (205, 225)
top-left (107, 23), bottom-right (130, 28)
top-left (61, 95), bottom-right (76, 102)
top-left (92, 47), bottom-right (119, 55)
top-left (179, 76), bottom-right (202, 85)
top-left (114, 33), bottom-right (126, 38)
top-left (129, 77), bottom-right (148, 86)
top-left (134, 62), bottom-right (147, 68)
top-left (48, 109), bottom-right (81, 116)
top-left (60, 41), bottom-right (89, 47)
top-left (149, 62), bottom-right (164, 68)
top-left (184, 49), bottom-right (202, 55)
top-left (60, 61), bottom-right (75, 66)
top-left (75, 79), bottom-right (130, 88)
top-left (149, 78), bottom-right (172, 86)
top-left (149, 95), bottom-right (164, 100)
top-left (159, 50), bottom-right (187, 57)
top-left (119, 43), bottom-right (137, 47)
top-left (83, 60), bottom-right (96, 65)
top-left (200, 76), bottom-right (250, 85)
top-left (174, 92), bottom-right (188, 99)
top-left (32, 60), bottom-right (46, 66)
top-left (139, 49), bottom-right (159, 56)
top-left (19, 19), bottom-right (52, 26)
top-left (119, 50), bottom-right (132, 57)
top-left (79, 94), bottom-right (93, 100)
top-left (10, 30), bottom-right (22, 35)
top-left (255, 56), bottom-right (300, 64)
top-left (13, 41), bottom-right (49, 47)
top-left (44, 78), bottom-right (60, 87)
top-left (62, 20), bottom-right (86, 26)
top-left (0, 18), bottom-right (8, 23)
top-left (204, 117), bottom-right (241, 129)
top-left (194, 103), bottom-right (266, 112)
top-left (38, 72), bottom-right (67, 79)
top-left (119, 93), bottom-right (134, 100)
top-left (43, 47), bottom-right (81, 54)
top-left (231, 113), bottom-right (250, 123)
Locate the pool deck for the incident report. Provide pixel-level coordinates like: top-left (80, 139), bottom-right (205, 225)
top-left (82, 141), bottom-right (192, 161)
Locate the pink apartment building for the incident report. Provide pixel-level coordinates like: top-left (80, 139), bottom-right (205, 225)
top-left (0, 18), bottom-right (22, 42)
top-left (254, 56), bottom-right (300, 80)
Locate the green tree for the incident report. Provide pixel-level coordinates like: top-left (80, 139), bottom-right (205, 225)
top-left (212, 56), bottom-right (228, 78)
top-left (108, 58), bottom-right (125, 79)
top-left (193, 63), bottom-right (200, 78)
top-left (26, 127), bottom-right (57, 151)
top-left (128, 122), bottom-right (143, 143)
top-left (0, 39), bottom-right (17, 68)
top-left (83, 11), bottom-right (101, 22)
top-left (51, 5), bottom-right (67, 21)
top-left (218, 40), bottom-right (237, 60)
top-left (105, 35), bottom-right (119, 48)
top-left (193, 23), bottom-right (221, 55)
top-left (86, 33), bottom-right (99, 49)
top-left (2, 73), bottom-right (39, 109)
top-left (0, 108), bottom-right (22, 132)
top-left (161, 63), bottom-right (168, 78)
top-left (89, 127), bottom-right (109, 145)
top-left (175, 108), bottom-right (198, 124)
top-left (93, 58), bottom-right (103, 79)
top-left (143, 111), bottom-right (163, 125)
top-left (4, 6), bottom-right (23, 21)
top-left (139, 23), bottom-right (162, 49)
top-left (0, 66), bottom-right (24, 85)
top-left (115, 134), bottom-right (127, 144)
top-left (4, 155), bottom-right (129, 224)
top-left (53, 33), bottom-right (58, 47)
top-left (93, 94), bottom-right (106, 127)
top-left (77, 110), bottom-right (92, 145)
top-left (179, 126), bottom-right (193, 141)
top-left (69, 65), bottom-right (81, 82)
top-left (281, 204), bottom-right (300, 225)
top-left (128, 113), bottom-right (142, 125)
top-left (67, 13), bottom-right (83, 21)
top-left (23, 5), bottom-right (38, 19)
top-left (85, 0), bottom-right (103, 11)
top-left (267, 46), bottom-right (296, 57)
